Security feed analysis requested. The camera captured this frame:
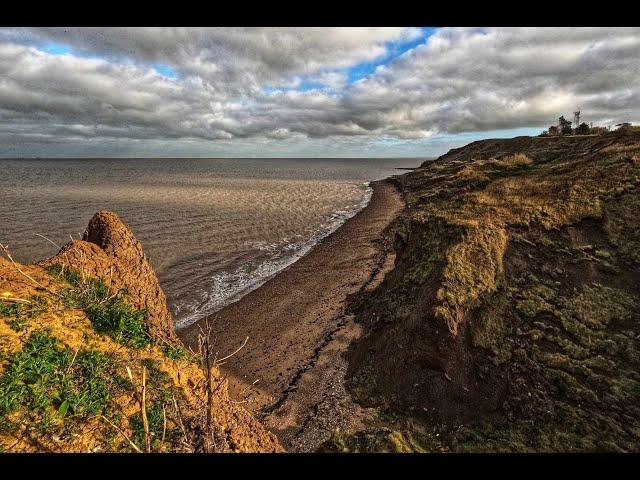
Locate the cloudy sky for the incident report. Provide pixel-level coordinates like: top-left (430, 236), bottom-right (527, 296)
top-left (0, 27), bottom-right (639, 158)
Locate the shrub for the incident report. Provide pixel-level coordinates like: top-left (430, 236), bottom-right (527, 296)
top-left (490, 153), bottom-right (532, 169)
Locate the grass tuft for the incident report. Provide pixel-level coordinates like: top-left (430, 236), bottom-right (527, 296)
top-left (0, 295), bottom-right (48, 331)
top-left (46, 265), bottom-right (151, 349)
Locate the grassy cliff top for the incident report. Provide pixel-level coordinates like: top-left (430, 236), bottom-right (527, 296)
top-left (330, 131), bottom-right (640, 452)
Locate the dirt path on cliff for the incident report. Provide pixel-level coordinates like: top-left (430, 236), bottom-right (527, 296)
top-left (178, 180), bottom-right (403, 451)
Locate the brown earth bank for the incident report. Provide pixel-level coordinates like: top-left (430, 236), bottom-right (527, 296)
top-left (0, 211), bottom-right (281, 452)
top-left (40, 210), bottom-right (177, 343)
top-left (178, 180), bottom-right (404, 451)
top-left (322, 131), bottom-right (640, 452)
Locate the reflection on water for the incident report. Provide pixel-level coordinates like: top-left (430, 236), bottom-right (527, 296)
top-left (0, 157), bottom-right (424, 327)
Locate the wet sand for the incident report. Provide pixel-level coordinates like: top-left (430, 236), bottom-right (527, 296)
top-left (178, 179), bottom-right (403, 450)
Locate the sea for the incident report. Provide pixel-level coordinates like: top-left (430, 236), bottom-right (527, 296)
top-left (0, 157), bottom-right (424, 328)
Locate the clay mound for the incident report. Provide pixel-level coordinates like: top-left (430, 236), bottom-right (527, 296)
top-left (40, 210), bottom-right (176, 342)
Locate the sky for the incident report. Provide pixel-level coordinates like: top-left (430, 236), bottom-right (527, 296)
top-left (0, 27), bottom-right (639, 158)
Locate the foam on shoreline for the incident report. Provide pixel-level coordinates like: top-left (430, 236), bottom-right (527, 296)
top-left (174, 181), bottom-right (373, 330)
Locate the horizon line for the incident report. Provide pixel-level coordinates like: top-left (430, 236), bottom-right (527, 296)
top-left (0, 156), bottom-right (435, 160)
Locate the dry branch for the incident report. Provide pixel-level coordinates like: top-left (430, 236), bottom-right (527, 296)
top-left (141, 366), bottom-right (151, 453)
top-left (100, 415), bottom-right (142, 453)
top-left (0, 243), bottom-right (62, 298)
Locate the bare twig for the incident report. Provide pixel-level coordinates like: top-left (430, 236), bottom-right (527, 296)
top-left (198, 329), bottom-right (215, 453)
top-left (108, 266), bottom-right (113, 297)
top-left (35, 233), bottom-right (62, 251)
top-left (141, 366), bottom-right (151, 453)
top-left (161, 405), bottom-right (167, 449)
top-left (66, 349), bottom-right (79, 373)
top-left (172, 392), bottom-right (189, 448)
top-left (0, 297), bottom-right (32, 304)
top-left (215, 336), bottom-right (249, 366)
top-left (0, 243), bottom-right (62, 298)
top-left (100, 415), bottom-right (142, 453)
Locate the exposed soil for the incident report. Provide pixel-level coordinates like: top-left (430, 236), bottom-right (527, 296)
top-left (0, 210), bottom-right (282, 452)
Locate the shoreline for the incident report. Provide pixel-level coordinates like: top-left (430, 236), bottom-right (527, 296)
top-left (178, 179), bottom-right (404, 450)
top-left (173, 181), bottom-right (373, 330)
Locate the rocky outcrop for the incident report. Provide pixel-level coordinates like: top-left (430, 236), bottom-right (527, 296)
top-left (40, 210), bottom-right (176, 342)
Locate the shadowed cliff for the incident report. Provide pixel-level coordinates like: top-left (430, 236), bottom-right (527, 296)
top-left (327, 130), bottom-right (640, 452)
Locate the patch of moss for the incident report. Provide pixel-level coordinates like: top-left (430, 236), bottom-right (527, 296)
top-left (347, 363), bottom-right (381, 406)
top-left (320, 427), bottom-right (436, 453)
top-left (516, 284), bottom-right (557, 319)
top-left (559, 284), bottom-right (637, 330)
top-left (604, 191), bottom-right (640, 264)
top-left (436, 223), bottom-right (507, 333)
top-left (471, 289), bottom-right (513, 364)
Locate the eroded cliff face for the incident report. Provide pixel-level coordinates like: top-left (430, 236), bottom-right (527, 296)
top-left (338, 131), bottom-right (640, 452)
top-left (39, 210), bottom-right (176, 343)
top-left (0, 211), bottom-right (282, 452)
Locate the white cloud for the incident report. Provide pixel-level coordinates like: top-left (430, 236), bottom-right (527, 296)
top-left (0, 27), bottom-right (639, 156)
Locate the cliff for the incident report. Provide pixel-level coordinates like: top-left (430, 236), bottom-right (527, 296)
top-left (0, 211), bottom-right (281, 452)
top-left (39, 210), bottom-right (176, 343)
top-left (331, 131), bottom-right (640, 452)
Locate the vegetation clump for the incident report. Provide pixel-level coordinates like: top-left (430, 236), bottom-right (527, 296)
top-left (343, 131), bottom-right (640, 452)
top-left (0, 295), bottom-right (47, 331)
top-left (0, 330), bottom-right (119, 434)
top-left (47, 265), bottom-right (151, 349)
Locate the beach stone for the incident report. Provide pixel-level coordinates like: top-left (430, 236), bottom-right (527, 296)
top-left (40, 210), bottom-right (177, 343)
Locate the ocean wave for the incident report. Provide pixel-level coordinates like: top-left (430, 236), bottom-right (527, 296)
top-left (174, 182), bottom-right (372, 330)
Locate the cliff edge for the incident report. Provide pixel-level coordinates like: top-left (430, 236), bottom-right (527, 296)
top-left (328, 131), bottom-right (640, 452)
top-left (0, 211), bottom-right (281, 452)
top-left (39, 210), bottom-right (176, 343)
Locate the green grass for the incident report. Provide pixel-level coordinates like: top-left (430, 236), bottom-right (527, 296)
top-left (163, 343), bottom-right (187, 361)
top-left (129, 402), bottom-right (181, 451)
top-left (0, 330), bottom-right (120, 433)
top-left (0, 302), bottom-right (21, 318)
top-left (0, 296), bottom-right (47, 331)
top-left (126, 362), bottom-right (180, 451)
top-left (86, 295), bottom-right (150, 349)
top-left (46, 265), bottom-right (151, 349)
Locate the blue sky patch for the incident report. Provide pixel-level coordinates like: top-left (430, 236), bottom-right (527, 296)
top-left (152, 64), bottom-right (178, 79)
top-left (263, 28), bottom-right (439, 94)
top-left (346, 27), bottom-right (437, 84)
top-left (39, 42), bottom-right (73, 56)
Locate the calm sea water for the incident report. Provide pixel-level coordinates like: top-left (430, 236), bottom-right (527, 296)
top-left (0, 157), bottom-right (424, 328)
